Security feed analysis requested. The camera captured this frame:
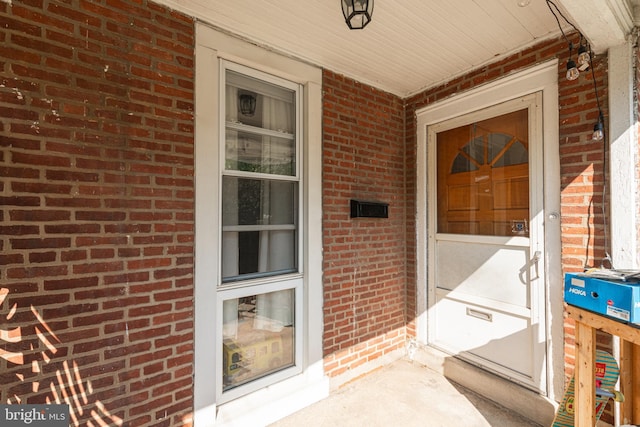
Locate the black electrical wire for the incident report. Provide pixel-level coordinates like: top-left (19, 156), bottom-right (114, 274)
top-left (590, 57), bottom-right (613, 269)
top-left (546, 0), bottom-right (613, 268)
top-left (545, 0), bottom-right (580, 50)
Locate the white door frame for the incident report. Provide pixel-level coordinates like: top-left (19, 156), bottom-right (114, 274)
top-left (415, 60), bottom-right (563, 400)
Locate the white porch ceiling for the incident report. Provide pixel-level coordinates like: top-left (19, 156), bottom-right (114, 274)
top-left (161, 0), bottom-right (638, 97)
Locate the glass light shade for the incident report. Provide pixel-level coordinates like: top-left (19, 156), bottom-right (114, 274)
top-left (566, 59), bottom-right (579, 81)
top-left (517, 0), bottom-right (531, 6)
top-left (577, 45), bottom-right (590, 71)
top-left (592, 121), bottom-right (604, 141)
top-left (239, 93), bottom-right (256, 117)
top-left (342, 0), bottom-right (374, 30)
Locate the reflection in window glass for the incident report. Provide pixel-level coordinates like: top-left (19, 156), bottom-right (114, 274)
top-left (462, 136), bottom-right (484, 164)
top-left (437, 108), bottom-right (529, 237)
top-left (222, 177), bottom-right (297, 226)
top-left (226, 71), bottom-right (295, 133)
top-left (221, 176), bottom-right (298, 281)
top-left (451, 153), bottom-right (479, 174)
top-left (225, 70), bottom-right (296, 177)
top-left (222, 289), bottom-right (295, 391)
top-left (491, 138), bottom-right (527, 167)
top-left (225, 131), bottom-right (295, 176)
top-left (452, 133), bottom-right (527, 174)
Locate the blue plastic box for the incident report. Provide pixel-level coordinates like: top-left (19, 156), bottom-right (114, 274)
top-left (564, 272), bottom-right (640, 324)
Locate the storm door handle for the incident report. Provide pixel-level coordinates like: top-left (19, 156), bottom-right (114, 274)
top-left (531, 250), bottom-right (541, 280)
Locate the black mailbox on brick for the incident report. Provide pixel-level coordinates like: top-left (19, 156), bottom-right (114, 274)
top-left (350, 199), bottom-right (389, 218)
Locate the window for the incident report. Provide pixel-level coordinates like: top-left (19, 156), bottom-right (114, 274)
top-left (194, 24), bottom-right (324, 425)
top-left (222, 290), bottom-right (294, 391)
top-left (222, 67), bottom-right (299, 282)
top-left (217, 61), bottom-right (303, 402)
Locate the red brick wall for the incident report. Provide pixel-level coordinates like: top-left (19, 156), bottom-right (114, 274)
top-left (322, 70), bottom-right (407, 378)
top-left (404, 32), bottom-right (609, 394)
top-left (0, 1), bottom-right (195, 425)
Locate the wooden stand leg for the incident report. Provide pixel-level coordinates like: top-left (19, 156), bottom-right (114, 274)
top-left (575, 320), bottom-right (596, 427)
top-left (566, 305), bottom-right (640, 426)
top-left (620, 340), bottom-right (633, 424)
top-left (633, 343), bottom-right (640, 423)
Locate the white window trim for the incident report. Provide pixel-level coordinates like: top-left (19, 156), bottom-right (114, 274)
top-left (194, 23), bottom-right (327, 427)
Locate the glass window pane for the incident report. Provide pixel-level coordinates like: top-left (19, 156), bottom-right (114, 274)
top-left (221, 176), bottom-right (298, 281)
top-left (437, 109), bottom-right (529, 236)
top-left (451, 153), bottom-right (479, 174)
top-left (223, 289), bottom-right (295, 391)
top-left (226, 71), bottom-right (295, 132)
top-left (462, 136), bottom-right (485, 164)
top-left (222, 177), bottom-right (297, 226)
top-left (491, 136), bottom-right (527, 167)
top-left (225, 70), bottom-right (296, 177)
top-left (225, 131), bottom-right (295, 176)
top-left (222, 229), bottom-right (297, 278)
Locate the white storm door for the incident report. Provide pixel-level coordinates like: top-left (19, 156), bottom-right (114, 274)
top-left (428, 93), bottom-right (546, 392)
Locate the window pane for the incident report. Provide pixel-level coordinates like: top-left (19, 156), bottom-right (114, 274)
top-left (221, 176), bottom-right (298, 281)
top-left (222, 177), bottom-right (297, 226)
top-left (451, 153), bottom-right (479, 174)
top-left (225, 70), bottom-right (296, 177)
top-left (437, 109), bottom-right (529, 236)
top-left (491, 135), bottom-right (527, 168)
top-left (223, 289), bottom-right (295, 391)
top-left (225, 131), bottom-right (295, 176)
top-left (226, 71), bottom-right (295, 132)
top-left (462, 136), bottom-right (485, 164)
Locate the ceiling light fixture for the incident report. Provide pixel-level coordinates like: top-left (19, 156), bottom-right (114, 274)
top-left (517, 0), bottom-right (531, 6)
top-left (342, 0), bottom-right (374, 30)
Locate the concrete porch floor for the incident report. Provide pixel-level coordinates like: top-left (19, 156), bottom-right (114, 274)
top-left (270, 359), bottom-right (544, 427)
